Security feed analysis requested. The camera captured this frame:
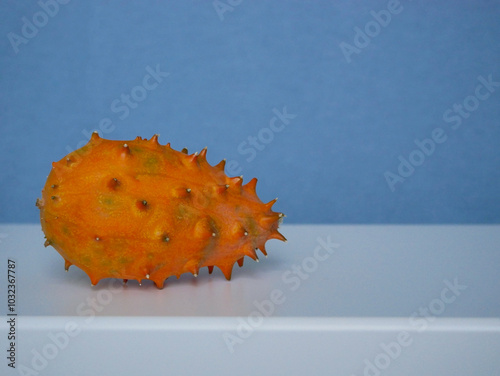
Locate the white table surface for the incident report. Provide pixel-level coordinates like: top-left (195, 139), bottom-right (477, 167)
top-left (1, 224), bottom-right (499, 375)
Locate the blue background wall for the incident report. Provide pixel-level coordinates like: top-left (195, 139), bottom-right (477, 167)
top-left (1, 0), bottom-right (499, 224)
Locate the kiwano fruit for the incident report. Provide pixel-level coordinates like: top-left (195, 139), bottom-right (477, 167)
top-left (36, 133), bottom-right (286, 288)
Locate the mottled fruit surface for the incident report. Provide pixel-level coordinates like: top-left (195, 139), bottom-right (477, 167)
top-left (36, 133), bottom-right (285, 288)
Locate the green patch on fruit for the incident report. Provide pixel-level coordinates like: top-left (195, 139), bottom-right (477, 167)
top-left (103, 197), bottom-right (114, 205)
top-left (144, 156), bottom-right (159, 169)
top-left (109, 269), bottom-right (120, 276)
top-left (75, 145), bottom-right (91, 157)
top-left (176, 204), bottom-right (195, 221)
top-left (119, 256), bottom-right (132, 264)
top-left (100, 259), bottom-right (112, 267)
top-left (131, 146), bottom-right (144, 154)
top-left (98, 195), bottom-right (115, 207)
top-left (245, 216), bottom-right (258, 235)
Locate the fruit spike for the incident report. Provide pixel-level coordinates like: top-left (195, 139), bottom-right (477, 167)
top-left (37, 133), bottom-right (285, 288)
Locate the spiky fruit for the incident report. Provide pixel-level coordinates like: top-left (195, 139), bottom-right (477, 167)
top-left (36, 133), bottom-right (285, 288)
